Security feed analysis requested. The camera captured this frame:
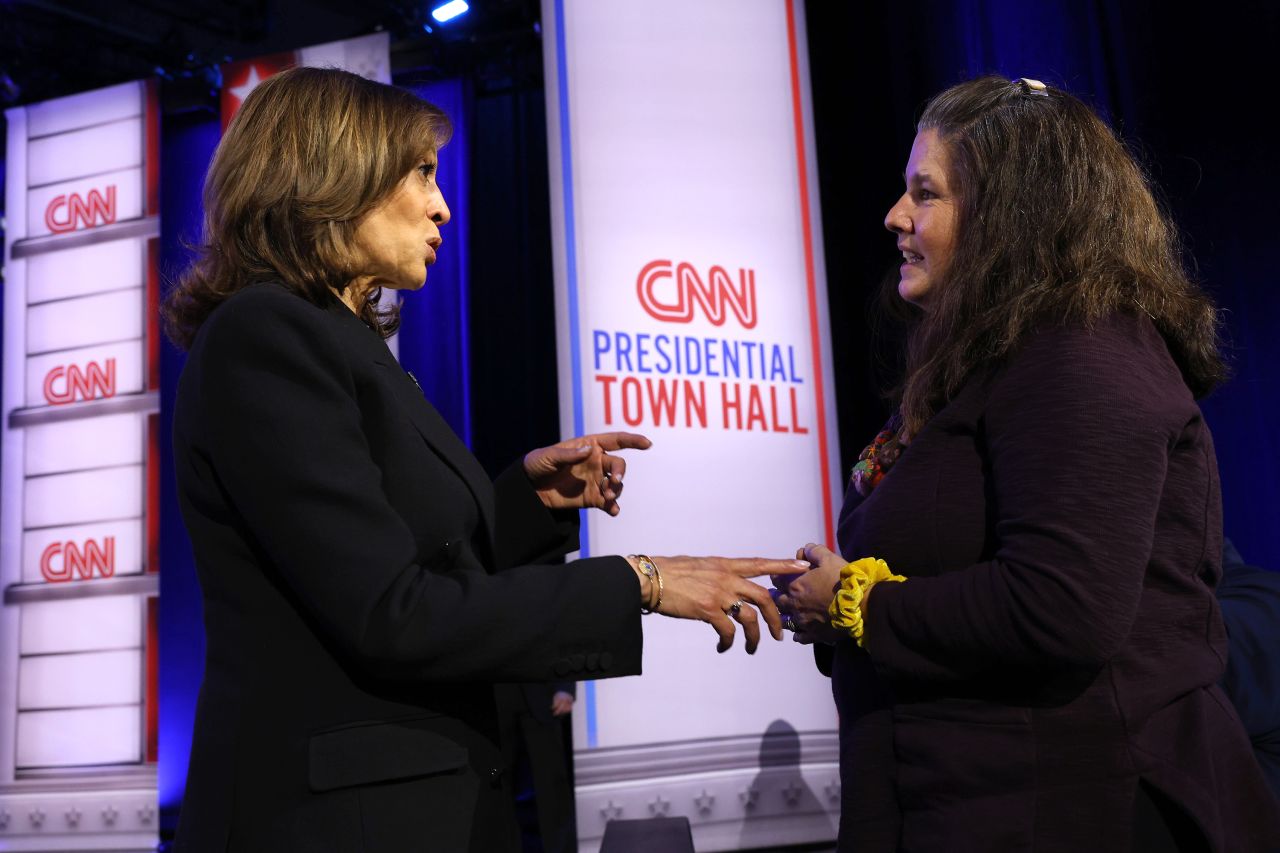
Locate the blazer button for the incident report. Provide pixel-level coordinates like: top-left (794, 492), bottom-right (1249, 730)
top-left (585, 653), bottom-right (600, 671)
top-left (568, 654), bottom-right (586, 670)
top-left (488, 767), bottom-right (503, 789)
top-left (599, 652), bottom-right (614, 670)
top-left (553, 660), bottom-right (571, 677)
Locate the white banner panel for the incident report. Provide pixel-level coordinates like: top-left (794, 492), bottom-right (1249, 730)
top-left (26, 287), bottom-right (145, 355)
top-left (25, 412), bottom-right (146, 476)
top-left (24, 464), bottom-right (144, 529)
top-left (27, 239), bottom-right (144, 304)
top-left (4, 77), bottom-right (158, 839)
top-left (16, 706), bottom-right (141, 768)
top-left (22, 519), bottom-right (144, 584)
top-left (297, 32), bottom-right (392, 84)
top-left (26, 80), bottom-right (142, 138)
top-left (24, 338), bottom-right (144, 408)
top-left (544, 0), bottom-right (839, 848)
top-left (18, 649), bottom-right (142, 709)
top-left (27, 118), bottom-right (144, 188)
top-left (20, 596), bottom-right (142, 655)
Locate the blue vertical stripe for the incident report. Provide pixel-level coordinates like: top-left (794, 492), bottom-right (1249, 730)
top-left (553, 0), bottom-right (597, 749)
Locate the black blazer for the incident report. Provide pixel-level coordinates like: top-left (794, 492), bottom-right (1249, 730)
top-left (171, 283), bottom-right (642, 852)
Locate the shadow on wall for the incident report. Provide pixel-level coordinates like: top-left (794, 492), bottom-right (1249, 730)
top-left (738, 719), bottom-right (836, 850)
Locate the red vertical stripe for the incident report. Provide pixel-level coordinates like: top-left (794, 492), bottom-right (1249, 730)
top-left (147, 238), bottom-right (160, 391)
top-left (145, 78), bottom-right (160, 218)
top-left (146, 596), bottom-right (159, 763)
top-left (143, 77), bottom-right (162, 765)
top-left (784, 0), bottom-right (835, 544)
top-left (147, 413), bottom-right (160, 575)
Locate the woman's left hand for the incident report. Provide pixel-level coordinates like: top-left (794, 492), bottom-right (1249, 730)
top-left (773, 543), bottom-right (847, 645)
top-left (524, 432), bottom-right (652, 515)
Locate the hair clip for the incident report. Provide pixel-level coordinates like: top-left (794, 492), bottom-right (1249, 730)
top-left (1016, 77), bottom-right (1049, 96)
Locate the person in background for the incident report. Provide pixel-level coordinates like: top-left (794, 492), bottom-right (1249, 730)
top-left (496, 680), bottom-right (578, 853)
top-left (163, 66), bottom-right (806, 852)
top-left (1218, 539), bottom-right (1280, 802)
top-left (774, 76), bottom-right (1280, 852)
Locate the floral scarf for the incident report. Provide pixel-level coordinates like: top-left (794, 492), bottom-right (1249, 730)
top-left (850, 411), bottom-right (911, 497)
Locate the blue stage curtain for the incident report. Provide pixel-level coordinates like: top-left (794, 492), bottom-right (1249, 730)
top-left (157, 109), bottom-right (220, 832)
top-left (398, 78), bottom-right (473, 445)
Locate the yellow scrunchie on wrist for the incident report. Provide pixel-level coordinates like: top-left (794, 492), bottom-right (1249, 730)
top-left (827, 557), bottom-right (906, 647)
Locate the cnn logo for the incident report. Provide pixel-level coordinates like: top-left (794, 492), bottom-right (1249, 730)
top-left (44, 185), bottom-right (117, 234)
top-left (43, 358), bottom-right (116, 405)
top-left (637, 259), bottom-right (758, 329)
top-left (41, 537), bottom-right (115, 583)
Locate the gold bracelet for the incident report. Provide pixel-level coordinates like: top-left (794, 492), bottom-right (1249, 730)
top-left (631, 554), bottom-right (662, 613)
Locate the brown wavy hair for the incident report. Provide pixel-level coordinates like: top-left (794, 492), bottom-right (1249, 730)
top-left (894, 76), bottom-right (1224, 435)
top-left (162, 66), bottom-right (451, 349)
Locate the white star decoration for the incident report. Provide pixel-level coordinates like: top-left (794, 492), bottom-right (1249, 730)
top-left (229, 66), bottom-right (263, 106)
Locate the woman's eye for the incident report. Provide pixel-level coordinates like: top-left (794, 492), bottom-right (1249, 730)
top-left (418, 163), bottom-right (435, 180)
top-left (918, 188), bottom-right (936, 201)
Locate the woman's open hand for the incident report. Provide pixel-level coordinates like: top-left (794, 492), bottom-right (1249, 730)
top-left (634, 556), bottom-right (810, 654)
top-left (524, 432), bottom-right (652, 515)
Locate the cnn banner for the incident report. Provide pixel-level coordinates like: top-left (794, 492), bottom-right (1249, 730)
top-left (2, 79), bottom-right (161, 851)
top-left (542, 1), bottom-right (840, 849)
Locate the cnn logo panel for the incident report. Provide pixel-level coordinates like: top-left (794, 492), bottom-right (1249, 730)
top-left (21, 521), bottom-right (143, 585)
top-left (26, 170), bottom-right (141, 240)
top-left (636, 259), bottom-right (759, 329)
top-left (25, 344), bottom-right (143, 409)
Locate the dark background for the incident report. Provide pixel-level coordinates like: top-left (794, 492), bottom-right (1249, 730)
top-left (2, 0), bottom-right (1277, 833)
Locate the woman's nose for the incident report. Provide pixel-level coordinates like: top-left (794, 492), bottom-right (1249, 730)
top-left (884, 195), bottom-right (910, 233)
top-left (431, 191), bottom-right (451, 227)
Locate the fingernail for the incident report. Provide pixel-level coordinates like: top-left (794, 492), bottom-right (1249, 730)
top-left (793, 560), bottom-right (811, 568)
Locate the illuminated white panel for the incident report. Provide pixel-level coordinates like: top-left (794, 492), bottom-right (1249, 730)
top-left (25, 167), bottom-right (144, 240)
top-left (298, 32), bottom-right (392, 84)
top-left (16, 706), bottom-right (141, 768)
top-left (27, 119), bottom-right (143, 188)
top-left (20, 596), bottom-right (142, 655)
top-left (22, 519), bottom-right (144, 584)
top-left (26, 80), bottom-right (142, 138)
top-left (18, 650), bottom-right (141, 710)
top-left (24, 338), bottom-right (144, 409)
top-left (27, 287), bottom-right (144, 355)
top-left (24, 465), bottom-right (143, 529)
top-left (25, 412), bottom-right (145, 475)
top-left (27, 238), bottom-right (144, 304)
top-left (545, 0), bottom-right (840, 761)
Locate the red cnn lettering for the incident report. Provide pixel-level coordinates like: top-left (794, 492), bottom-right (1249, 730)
top-left (40, 537), bottom-right (116, 583)
top-left (637, 259), bottom-right (758, 329)
top-left (42, 358), bottom-right (118, 405)
top-left (44, 186), bottom-right (117, 234)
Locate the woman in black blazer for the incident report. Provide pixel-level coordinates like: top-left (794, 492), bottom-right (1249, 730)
top-left (163, 67), bottom-right (805, 852)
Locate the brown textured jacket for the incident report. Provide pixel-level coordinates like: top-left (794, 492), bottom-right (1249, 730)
top-left (830, 313), bottom-right (1280, 852)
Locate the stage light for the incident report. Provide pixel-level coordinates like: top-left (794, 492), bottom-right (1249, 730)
top-left (431, 1), bottom-right (469, 24)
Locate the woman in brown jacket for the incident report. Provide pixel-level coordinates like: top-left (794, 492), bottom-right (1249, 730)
top-left (777, 76), bottom-right (1280, 852)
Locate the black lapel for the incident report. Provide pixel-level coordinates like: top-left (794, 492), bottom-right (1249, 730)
top-left (327, 305), bottom-right (498, 554)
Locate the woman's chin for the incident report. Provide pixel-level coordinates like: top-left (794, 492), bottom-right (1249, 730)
top-left (897, 277), bottom-right (932, 307)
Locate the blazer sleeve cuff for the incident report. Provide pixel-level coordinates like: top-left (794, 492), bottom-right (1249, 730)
top-left (492, 460), bottom-right (581, 569)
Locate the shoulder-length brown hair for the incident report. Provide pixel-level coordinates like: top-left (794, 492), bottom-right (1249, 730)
top-left (895, 75), bottom-right (1224, 435)
top-left (162, 66), bottom-right (451, 349)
